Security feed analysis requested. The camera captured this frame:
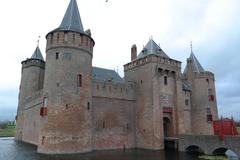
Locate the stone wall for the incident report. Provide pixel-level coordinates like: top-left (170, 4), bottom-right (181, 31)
top-left (92, 97), bottom-right (135, 150)
top-left (22, 91), bottom-right (44, 145)
top-left (92, 80), bottom-right (136, 150)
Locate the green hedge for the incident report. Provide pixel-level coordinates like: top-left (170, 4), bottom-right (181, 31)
top-left (0, 124), bottom-right (15, 137)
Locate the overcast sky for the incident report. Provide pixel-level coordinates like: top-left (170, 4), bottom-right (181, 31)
top-left (0, 0), bottom-right (239, 121)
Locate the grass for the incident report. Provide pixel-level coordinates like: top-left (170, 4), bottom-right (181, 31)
top-left (199, 155), bottom-right (228, 160)
top-left (0, 124), bottom-right (15, 137)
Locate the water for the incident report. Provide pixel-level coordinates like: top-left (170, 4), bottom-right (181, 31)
top-left (0, 137), bottom-right (200, 160)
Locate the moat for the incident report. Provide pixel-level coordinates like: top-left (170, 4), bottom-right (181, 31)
top-left (0, 137), bottom-right (202, 160)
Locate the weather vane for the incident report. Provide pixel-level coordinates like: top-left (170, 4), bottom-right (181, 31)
top-left (37, 36), bottom-right (41, 47)
top-left (190, 41), bottom-right (193, 53)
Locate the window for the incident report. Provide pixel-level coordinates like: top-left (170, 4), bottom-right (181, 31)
top-left (206, 108), bottom-right (212, 122)
top-left (64, 32), bottom-right (68, 42)
top-left (206, 79), bottom-right (209, 85)
top-left (77, 74), bottom-right (82, 87)
top-left (158, 68), bottom-right (163, 74)
top-left (140, 80), bottom-right (143, 84)
top-left (206, 108), bottom-right (211, 115)
top-left (57, 33), bottom-right (60, 42)
top-left (42, 136), bottom-right (45, 145)
top-left (40, 107), bottom-right (47, 116)
top-left (209, 95), bottom-right (214, 101)
top-left (66, 104), bottom-right (68, 109)
top-left (63, 52), bottom-right (71, 60)
top-left (87, 102), bottom-right (90, 110)
top-left (103, 121), bottom-right (105, 128)
top-left (185, 99), bottom-right (189, 106)
top-left (55, 52), bottom-right (59, 59)
top-left (164, 76), bottom-right (168, 85)
top-left (207, 115), bottom-right (213, 122)
top-left (73, 34), bottom-right (76, 42)
top-left (97, 85), bottom-right (99, 90)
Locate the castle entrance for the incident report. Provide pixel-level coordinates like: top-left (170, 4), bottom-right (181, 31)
top-left (163, 117), bottom-right (171, 137)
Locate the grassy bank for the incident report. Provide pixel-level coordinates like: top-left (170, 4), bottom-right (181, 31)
top-left (0, 124), bottom-right (15, 137)
top-left (199, 155), bottom-right (227, 160)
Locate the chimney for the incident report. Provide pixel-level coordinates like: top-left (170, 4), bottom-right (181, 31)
top-left (131, 44), bottom-right (137, 61)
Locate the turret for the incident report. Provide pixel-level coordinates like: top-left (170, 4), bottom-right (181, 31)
top-left (183, 47), bottom-right (218, 135)
top-left (38, 0), bottom-right (95, 154)
top-left (15, 46), bottom-right (45, 141)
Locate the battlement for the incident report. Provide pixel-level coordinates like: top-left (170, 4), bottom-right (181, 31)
top-left (183, 71), bottom-right (215, 80)
top-left (21, 58), bottom-right (45, 69)
top-left (92, 80), bottom-right (135, 101)
top-left (46, 31), bottom-right (94, 54)
top-left (124, 54), bottom-right (181, 72)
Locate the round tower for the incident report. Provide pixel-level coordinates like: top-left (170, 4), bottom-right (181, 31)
top-left (38, 0), bottom-right (95, 154)
top-left (184, 51), bottom-right (218, 135)
top-left (15, 46), bottom-right (45, 141)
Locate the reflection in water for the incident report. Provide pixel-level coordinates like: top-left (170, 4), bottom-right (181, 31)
top-left (0, 137), bottom-right (200, 160)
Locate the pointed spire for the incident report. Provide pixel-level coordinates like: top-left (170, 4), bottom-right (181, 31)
top-left (189, 52), bottom-right (205, 72)
top-left (137, 39), bottom-right (169, 59)
top-left (184, 44), bottom-right (205, 74)
top-left (58, 0), bottom-right (84, 33)
top-left (31, 46), bottom-right (44, 61)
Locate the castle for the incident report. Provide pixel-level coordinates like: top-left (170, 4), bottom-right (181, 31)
top-left (15, 0), bottom-right (218, 154)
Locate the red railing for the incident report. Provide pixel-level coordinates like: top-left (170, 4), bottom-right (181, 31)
top-left (213, 117), bottom-right (239, 140)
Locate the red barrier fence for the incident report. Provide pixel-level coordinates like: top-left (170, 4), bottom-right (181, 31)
top-left (213, 117), bottom-right (239, 140)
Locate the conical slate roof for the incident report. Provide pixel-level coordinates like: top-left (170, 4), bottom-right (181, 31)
top-left (31, 46), bottom-right (44, 61)
top-left (48, 0), bottom-right (85, 35)
top-left (59, 0), bottom-right (84, 33)
top-left (184, 52), bottom-right (205, 74)
top-left (137, 39), bottom-right (169, 59)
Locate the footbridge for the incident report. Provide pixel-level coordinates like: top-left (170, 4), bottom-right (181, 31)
top-left (178, 135), bottom-right (240, 157)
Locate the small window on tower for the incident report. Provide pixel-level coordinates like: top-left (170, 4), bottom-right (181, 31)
top-left (57, 33), bottom-right (60, 42)
top-left (103, 121), bottom-right (105, 129)
top-left (64, 32), bottom-right (68, 42)
top-left (206, 79), bottom-right (209, 85)
top-left (206, 108), bottom-right (212, 122)
top-left (185, 99), bottom-right (189, 106)
top-left (73, 34), bottom-right (76, 42)
top-left (77, 74), bottom-right (82, 87)
top-left (55, 52), bottom-right (59, 60)
top-left (87, 102), bottom-right (90, 110)
top-left (63, 52), bottom-right (71, 60)
top-left (164, 76), bottom-right (168, 85)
